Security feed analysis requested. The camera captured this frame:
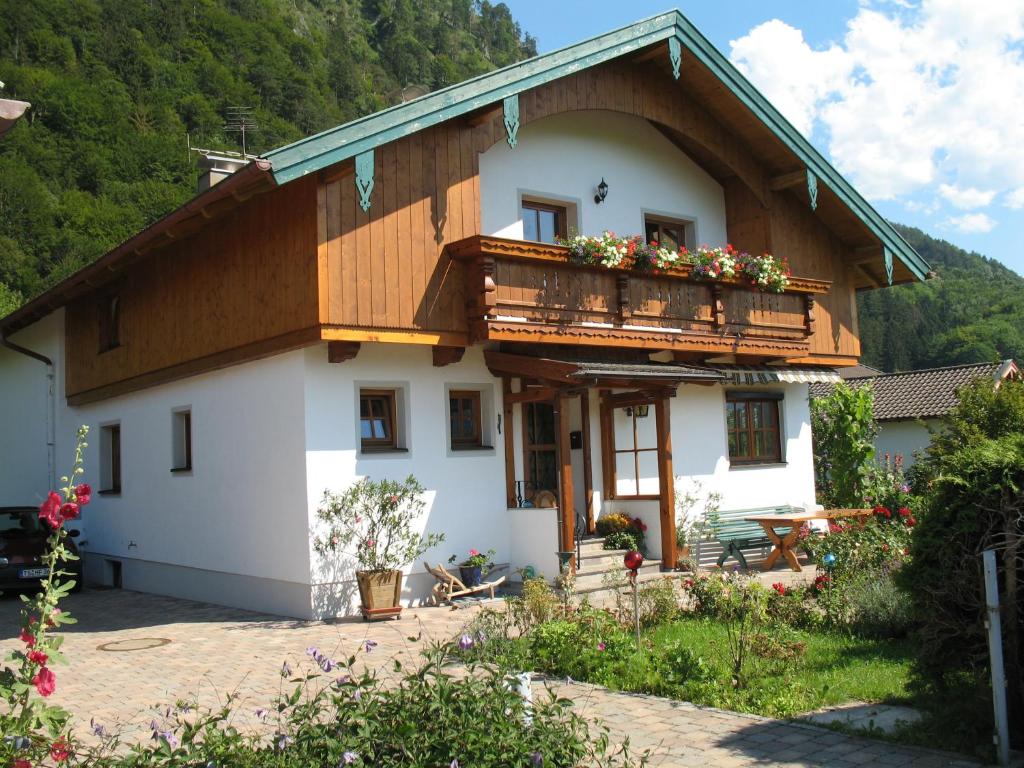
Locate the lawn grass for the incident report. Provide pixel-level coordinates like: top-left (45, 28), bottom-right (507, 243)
top-left (645, 617), bottom-right (916, 717)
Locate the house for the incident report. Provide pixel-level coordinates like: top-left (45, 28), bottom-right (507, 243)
top-left (0, 11), bottom-right (929, 619)
top-left (811, 360), bottom-right (1020, 466)
top-left (0, 85), bottom-right (30, 138)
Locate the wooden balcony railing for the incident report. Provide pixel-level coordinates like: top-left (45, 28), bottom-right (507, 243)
top-left (446, 235), bottom-right (832, 358)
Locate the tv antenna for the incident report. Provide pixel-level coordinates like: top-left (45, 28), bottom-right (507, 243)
top-left (223, 106), bottom-right (258, 156)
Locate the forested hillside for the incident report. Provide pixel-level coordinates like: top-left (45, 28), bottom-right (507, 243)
top-left (858, 225), bottom-right (1024, 371)
top-left (0, 0), bottom-right (535, 314)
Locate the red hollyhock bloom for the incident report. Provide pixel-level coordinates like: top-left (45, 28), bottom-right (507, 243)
top-left (38, 492), bottom-right (63, 529)
top-left (19, 627), bottom-right (36, 648)
top-left (32, 666), bottom-right (56, 697)
top-left (74, 483), bottom-right (92, 505)
top-left (59, 502), bottom-right (79, 521)
top-left (27, 649), bottom-right (48, 666)
top-left (772, 582), bottom-right (786, 596)
top-left (50, 739), bottom-right (70, 762)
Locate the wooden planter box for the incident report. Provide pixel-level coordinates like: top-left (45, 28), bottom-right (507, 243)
top-left (356, 569), bottom-right (403, 621)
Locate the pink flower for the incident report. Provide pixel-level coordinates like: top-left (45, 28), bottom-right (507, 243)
top-left (597, 642), bottom-right (606, 652)
top-left (19, 628), bottom-right (36, 648)
top-left (39, 491), bottom-right (63, 529)
top-left (75, 483), bottom-right (92, 505)
top-left (27, 649), bottom-right (48, 666)
top-left (32, 666), bottom-right (56, 697)
top-left (60, 502), bottom-right (79, 521)
top-left (365, 539), bottom-right (375, 548)
top-left (469, 549), bottom-right (479, 557)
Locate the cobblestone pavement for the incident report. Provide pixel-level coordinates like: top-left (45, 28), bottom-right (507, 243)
top-left (0, 589), bottom-right (980, 767)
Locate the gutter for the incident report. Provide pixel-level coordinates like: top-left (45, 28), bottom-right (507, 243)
top-left (1, 333), bottom-right (56, 490)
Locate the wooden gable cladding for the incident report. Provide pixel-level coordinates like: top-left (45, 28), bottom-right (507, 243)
top-left (317, 57), bottom-right (860, 364)
top-left (65, 177), bottom-right (320, 403)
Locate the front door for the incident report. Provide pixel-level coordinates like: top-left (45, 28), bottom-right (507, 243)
top-left (523, 402), bottom-right (557, 502)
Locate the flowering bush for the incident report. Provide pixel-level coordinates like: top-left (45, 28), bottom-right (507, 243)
top-left (594, 513), bottom-right (633, 536)
top-left (563, 231), bottom-right (631, 268)
top-left (449, 547), bottom-right (496, 572)
top-left (1, 426), bottom-right (89, 767)
top-left (597, 515), bottom-right (647, 554)
top-left (314, 475), bottom-right (444, 572)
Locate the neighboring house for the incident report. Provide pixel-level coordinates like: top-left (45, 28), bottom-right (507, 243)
top-left (0, 11), bottom-right (930, 619)
top-left (812, 360), bottom-right (1019, 467)
top-left (0, 89), bottom-right (30, 138)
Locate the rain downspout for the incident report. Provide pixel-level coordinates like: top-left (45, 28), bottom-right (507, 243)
top-left (1, 333), bottom-right (56, 491)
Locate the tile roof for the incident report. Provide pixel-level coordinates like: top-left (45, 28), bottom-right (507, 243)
top-left (809, 360), bottom-right (1019, 421)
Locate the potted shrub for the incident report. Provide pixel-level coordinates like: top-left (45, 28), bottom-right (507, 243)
top-left (448, 548), bottom-right (495, 587)
top-left (315, 475), bottom-right (444, 620)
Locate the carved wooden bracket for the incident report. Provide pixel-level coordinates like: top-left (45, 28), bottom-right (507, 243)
top-left (432, 345), bottom-right (466, 367)
top-left (804, 295), bottom-right (816, 335)
top-left (616, 274), bottom-right (631, 324)
top-left (472, 255), bottom-right (497, 319)
top-left (327, 341), bottom-right (361, 363)
top-left (711, 285), bottom-right (725, 328)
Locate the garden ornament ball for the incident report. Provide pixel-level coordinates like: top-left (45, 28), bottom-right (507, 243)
top-left (624, 550), bottom-right (644, 573)
top-left (822, 552), bottom-right (837, 568)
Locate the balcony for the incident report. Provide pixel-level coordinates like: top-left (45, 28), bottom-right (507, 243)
top-left (446, 235), bottom-right (831, 359)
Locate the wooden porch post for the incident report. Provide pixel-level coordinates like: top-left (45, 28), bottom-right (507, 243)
top-left (580, 389), bottom-right (595, 534)
top-left (655, 396), bottom-right (677, 570)
top-left (555, 391), bottom-right (575, 568)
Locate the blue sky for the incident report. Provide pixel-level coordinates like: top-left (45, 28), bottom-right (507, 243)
top-left (504, 1), bottom-right (1024, 275)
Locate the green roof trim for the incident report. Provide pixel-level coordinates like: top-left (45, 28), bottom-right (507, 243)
top-left (263, 10), bottom-right (928, 282)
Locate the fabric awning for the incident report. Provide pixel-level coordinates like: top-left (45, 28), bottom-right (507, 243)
top-left (707, 365), bottom-right (842, 385)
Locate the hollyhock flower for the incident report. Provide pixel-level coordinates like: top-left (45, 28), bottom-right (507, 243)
top-left (60, 502), bottom-right (79, 521)
top-left (32, 666), bottom-right (56, 697)
top-left (19, 628), bottom-right (36, 647)
top-left (27, 650), bottom-right (48, 666)
top-left (75, 483), bottom-right (92, 505)
top-left (39, 492), bottom-right (62, 529)
top-left (772, 582), bottom-right (786, 596)
top-left (50, 739), bottom-right (70, 762)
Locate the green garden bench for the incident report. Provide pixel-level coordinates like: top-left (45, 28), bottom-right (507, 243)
top-left (704, 505), bottom-right (801, 569)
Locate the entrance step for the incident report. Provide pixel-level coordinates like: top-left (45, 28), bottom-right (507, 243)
top-left (569, 570), bottom-right (685, 606)
top-left (572, 560), bottom-right (663, 591)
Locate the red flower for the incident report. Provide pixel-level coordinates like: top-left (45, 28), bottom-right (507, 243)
top-left (19, 627), bottom-right (36, 648)
top-left (772, 582), bottom-right (786, 596)
top-left (38, 492), bottom-right (62, 529)
top-left (882, 544), bottom-right (890, 553)
top-left (903, 547), bottom-right (910, 556)
top-left (27, 649), bottom-right (48, 666)
top-left (59, 502), bottom-right (79, 522)
top-left (905, 516), bottom-right (917, 527)
top-left (50, 739), bottom-right (70, 762)
top-left (32, 666), bottom-right (56, 697)
top-left (874, 505), bottom-right (891, 519)
top-left (14, 760), bottom-right (32, 768)
top-left (898, 507), bottom-right (911, 518)
top-left (75, 483), bottom-right (92, 505)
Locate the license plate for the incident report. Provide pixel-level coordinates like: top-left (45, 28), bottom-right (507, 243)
top-left (18, 568), bottom-right (48, 579)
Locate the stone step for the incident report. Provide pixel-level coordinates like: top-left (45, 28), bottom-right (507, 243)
top-left (571, 570), bottom-right (685, 604)
top-left (572, 560), bottom-right (662, 591)
top-left (576, 537), bottom-right (609, 557)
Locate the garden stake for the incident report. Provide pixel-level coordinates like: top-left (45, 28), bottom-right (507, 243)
top-left (624, 550), bottom-right (644, 646)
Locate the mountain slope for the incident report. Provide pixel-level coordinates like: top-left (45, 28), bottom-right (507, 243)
top-left (857, 224), bottom-right (1024, 371)
top-left (0, 0), bottom-right (536, 313)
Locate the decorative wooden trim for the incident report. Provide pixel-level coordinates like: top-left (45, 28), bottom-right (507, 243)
top-left (431, 345), bottom-right (465, 367)
top-left (884, 246), bottom-right (894, 286)
top-left (67, 326), bottom-right (322, 406)
top-left (668, 36), bottom-right (682, 79)
top-left (769, 170), bottom-right (807, 190)
top-left (446, 235), bottom-right (832, 295)
top-left (482, 320), bottom-right (811, 358)
top-left (804, 295), bottom-right (816, 336)
top-left (319, 326), bottom-right (469, 347)
top-left (327, 341), bottom-right (361, 363)
top-left (616, 274), bottom-right (631, 323)
top-left (502, 94), bottom-right (520, 148)
top-left (806, 169), bottom-right (819, 211)
top-left (354, 149), bottom-right (374, 212)
top-left (505, 386), bottom-right (562, 404)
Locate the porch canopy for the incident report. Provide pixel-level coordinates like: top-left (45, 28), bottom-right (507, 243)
top-left (486, 348), bottom-right (726, 571)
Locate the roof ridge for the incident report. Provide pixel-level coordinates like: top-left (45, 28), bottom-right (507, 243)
top-left (848, 360), bottom-right (1006, 380)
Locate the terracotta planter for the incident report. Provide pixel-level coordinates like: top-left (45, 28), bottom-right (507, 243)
top-left (356, 569), bottom-right (403, 621)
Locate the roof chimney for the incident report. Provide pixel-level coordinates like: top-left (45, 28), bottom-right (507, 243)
top-left (197, 154), bottom-right (248, 192)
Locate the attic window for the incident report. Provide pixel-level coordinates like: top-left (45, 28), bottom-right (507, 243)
top-left (99, 293), bottom-right (121, 353)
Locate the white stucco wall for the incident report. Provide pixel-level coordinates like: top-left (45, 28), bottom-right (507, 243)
top-left (479, 110), bottom-right (728, 246)
top-left (302, 343), bottom-right (513, 616)
top-left (875, 419), bottom-right (938, 467)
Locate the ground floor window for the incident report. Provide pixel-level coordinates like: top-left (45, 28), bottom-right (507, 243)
top-left (603, 398), bottom-right (659, 498)
top-left (359, 389), bottom-right (397, 451)
top-left (449, 390), bottom-right (482, 448)
top-left (725, 392), bottom-right (783, 464)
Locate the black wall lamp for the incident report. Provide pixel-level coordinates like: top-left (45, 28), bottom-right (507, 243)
top-left (594, 177), bottom-right (609, 204)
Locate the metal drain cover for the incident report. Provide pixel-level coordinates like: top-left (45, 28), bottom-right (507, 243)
top-left (97, 637), bottom-right (171, 652)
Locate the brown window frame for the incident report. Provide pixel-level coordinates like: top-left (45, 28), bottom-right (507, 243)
top-left (601, 399), bottom-right (659, 500)
top-left (522, 401), bottom-right (557, 499)
top-left (449, 390), bottom-right (483, 449)
top-left (98, 292), bottom-right (121, 353)
top-left (643, 214), bottom-right (690, 252)
top-left (359, 389), bottom-right (398, 451)
top-left (725, 392), bottom-right (783, 465)
top-left (172, 410), bottom-right (192, 472)
top-left (521, 200), bottom-right (568, 244)
top-left (100, 424), bottom-right (121, 495)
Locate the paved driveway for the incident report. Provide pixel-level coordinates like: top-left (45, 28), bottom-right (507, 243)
top-left (0, 589), bottom-right (980, 767)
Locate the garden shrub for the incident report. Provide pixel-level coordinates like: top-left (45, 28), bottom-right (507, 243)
top-left (603, 530), bottom-right (642, 552)
top-left (811, 382), bottom-right (877, 507)
top-left (845, 565), bottom-right (914, 639)
top-left (595, 513), bottom-right (633, 536)
top-left (507, 578), bottom-right (561, 633)
top-left (598, 515), bottom-right (647, 554)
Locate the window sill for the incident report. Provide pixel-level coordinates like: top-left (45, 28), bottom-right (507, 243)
top-left (170, 467), bottom-right (192, 474)
top-left (359, 447), bottom-right (408, 455)
top-left (451, 444), bottom-right (494, 452)
top-left (98, 489), bottom-right (121, 496)
top-left (728, 461), bottom-right (788, 470)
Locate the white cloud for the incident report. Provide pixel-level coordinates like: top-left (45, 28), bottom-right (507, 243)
top-left (729, 1), bottom-right (1024, 203)
top-left (945, 212), bottom-right (996, 233)
top-left (1006, 187), bottom-right (1024, 209)
top-left (938, 184), bottom-right (996, 209)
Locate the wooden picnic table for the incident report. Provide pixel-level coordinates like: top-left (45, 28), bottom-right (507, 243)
top-left (743, 508), bottom-right (873, 572)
